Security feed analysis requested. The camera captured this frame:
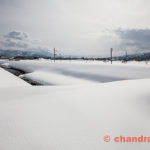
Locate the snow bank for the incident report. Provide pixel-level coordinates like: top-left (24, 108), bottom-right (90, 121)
top-left (0, 68), bottom-right (30, 87)
top-left (0, 79), bottom-right (150, 149)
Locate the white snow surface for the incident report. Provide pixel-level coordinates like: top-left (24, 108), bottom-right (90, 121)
top-left (0, 79), bottom-right (150, 150)
top-left (0, 67), bottom-right (30, 87)
top-left (0, 60), bottom-right (150, 150)
top-left (2, 60), bottom-right (150, 85)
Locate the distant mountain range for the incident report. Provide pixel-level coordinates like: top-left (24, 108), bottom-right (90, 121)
top-left (113, 52), bottom-right (150, 61)
top-left (0, 49), bottom-right (150, 61)
top-left (0, 49), bottom-right (53, 59)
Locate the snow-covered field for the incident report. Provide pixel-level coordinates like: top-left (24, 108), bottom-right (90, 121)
top-left (1, 60), bottom-right (150, 85)
top-left (0, 60), bottom-right (150, 150)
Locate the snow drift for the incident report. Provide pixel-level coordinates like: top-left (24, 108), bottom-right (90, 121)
top-left (0, 67), bottom-right (30, 87)
top-left (0, 79), bottom-right (150, 150)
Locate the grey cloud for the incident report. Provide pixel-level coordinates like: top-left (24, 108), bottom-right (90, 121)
top-left (0, 31), bottom-right (49, 51)
top-left (115, 29), bottom-right (150, 51)
top-left (4, 38), bottom-right (28, 49)
top-left (5, 31), bottom-right (29, 40)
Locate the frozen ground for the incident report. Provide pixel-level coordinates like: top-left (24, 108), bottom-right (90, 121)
top-left (0, 60), bottom-right (150, 150)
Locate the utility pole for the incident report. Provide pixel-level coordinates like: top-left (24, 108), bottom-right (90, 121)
top-left (110, 48), bottom-right (113, 64)
top-left (125, 51), bottom-right (127, 62)
top-left (54, 48), bottom-right (56, 62)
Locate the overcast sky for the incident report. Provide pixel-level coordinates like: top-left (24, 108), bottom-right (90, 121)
top-left (0, 0), bottom-right (150, 56)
